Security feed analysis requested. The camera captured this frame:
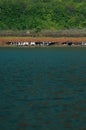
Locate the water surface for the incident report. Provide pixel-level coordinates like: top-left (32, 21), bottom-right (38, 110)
top-left (0, 47), bottom-right (86, 130)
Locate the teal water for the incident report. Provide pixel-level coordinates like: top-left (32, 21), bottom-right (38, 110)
top-left (0, 47), bottom-right (86, 130)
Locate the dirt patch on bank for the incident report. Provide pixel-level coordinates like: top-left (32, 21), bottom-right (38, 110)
top-left (0, 37), bottom-right (86, 45)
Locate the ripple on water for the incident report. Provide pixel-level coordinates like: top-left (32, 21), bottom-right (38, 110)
top-left (0, 48), bottom-right (86, 130)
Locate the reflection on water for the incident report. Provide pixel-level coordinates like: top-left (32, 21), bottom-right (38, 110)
top-left (0, 48), bottom-right (86, 130)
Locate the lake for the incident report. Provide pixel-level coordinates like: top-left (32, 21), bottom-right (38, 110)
top-left (0, 47), bottom-right (86, 130)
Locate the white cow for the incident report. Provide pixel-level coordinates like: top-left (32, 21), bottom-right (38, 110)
top-left (25, 42), bottom-right (29, 45)
top-left (30, 42), bottom-right (35, 46)
top-left (82, 42), bottom-right (86, 45)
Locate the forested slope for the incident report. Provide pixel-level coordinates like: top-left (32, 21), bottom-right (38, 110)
top-left (0, 0), bottom-right (86, 31)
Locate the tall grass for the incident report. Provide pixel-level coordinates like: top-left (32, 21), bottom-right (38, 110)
top-left (0, 29), bottom-right (86, 37)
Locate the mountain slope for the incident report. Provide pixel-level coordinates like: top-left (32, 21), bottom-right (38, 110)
top-left (0, 0), bottom-right (86, 31)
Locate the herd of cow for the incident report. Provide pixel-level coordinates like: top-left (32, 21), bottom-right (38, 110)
top-left (6, 41), bottom-right (55, 46)
top-left (6, 41), bottom-right (86, 46)
top-left (62, 41), bottom-right (86, 46)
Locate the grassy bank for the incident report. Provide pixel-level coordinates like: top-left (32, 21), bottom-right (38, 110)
top-left (0, 29), bottom-right (86, 37)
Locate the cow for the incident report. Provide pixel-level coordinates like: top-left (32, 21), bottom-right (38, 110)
top-left (6, 42), bottom-right (11, 45)
top-left (30, 42), bottom-right (36, 46)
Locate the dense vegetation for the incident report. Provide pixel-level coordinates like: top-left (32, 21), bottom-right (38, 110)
top-left (0, 0), bottom-right (86, 32)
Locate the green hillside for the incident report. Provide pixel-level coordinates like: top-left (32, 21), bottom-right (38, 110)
top-left (0, 0), bottom-right (86, 31)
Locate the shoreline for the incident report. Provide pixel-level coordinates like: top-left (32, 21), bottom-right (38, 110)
top-left (0, 36), bottom-right (86, 47)
top-left (0, 36), bottom-right (86, 42)
top-left (0, 44), bottom-right (86, 48)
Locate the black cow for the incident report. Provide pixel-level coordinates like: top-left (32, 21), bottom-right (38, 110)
top-left (67, 42), bottom-right (72, 46)
top-left (6, 42), bottom-right (11, 45)
top-left (48, 42), bottom-right (55, 46)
